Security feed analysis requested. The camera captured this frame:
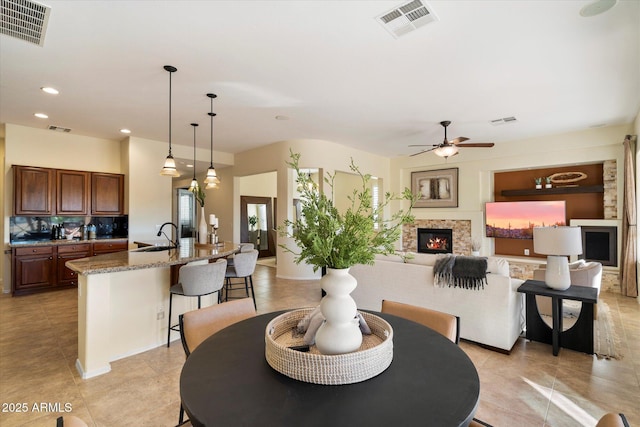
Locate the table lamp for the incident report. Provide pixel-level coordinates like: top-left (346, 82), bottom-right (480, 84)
top-left (533, 226), bottom-right (583, 290)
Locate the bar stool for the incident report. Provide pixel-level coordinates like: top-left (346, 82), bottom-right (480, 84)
top-left (224, 249), bottom-right (258, 309)
top-left (167, 258), bottom-right (227, 347)
top-left (227, 242), bottom-right (254, 268)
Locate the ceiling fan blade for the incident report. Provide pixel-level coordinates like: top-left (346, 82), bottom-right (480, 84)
top-left (408, 144), bottom-right (439, 147)
top-left (450, 137), bottom-right (469, 145)
top-left (456, 143), bottom-right (495, 147)
top-left (410, 146), bottom-right (438, 157)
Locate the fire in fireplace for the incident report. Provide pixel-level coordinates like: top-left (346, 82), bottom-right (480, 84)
top-left (417, 228), bottom-right (453, 254)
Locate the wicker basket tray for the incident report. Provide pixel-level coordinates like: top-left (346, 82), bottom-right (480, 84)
top-left (265, 308), bottom-right (393, 385)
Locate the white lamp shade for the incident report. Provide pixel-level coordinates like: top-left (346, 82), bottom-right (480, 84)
top-left (533, 226), bottom-right (582, 256)
top-left (160, 156), bottom-right (180, 177)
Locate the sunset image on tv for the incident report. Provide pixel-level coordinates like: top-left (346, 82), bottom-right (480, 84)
top-left (485, 201), bottom-right (566, 239)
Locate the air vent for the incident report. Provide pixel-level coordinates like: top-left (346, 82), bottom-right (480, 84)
top-left (377, 0), bottom-right (438, 38)
top-left (48, 125), bottom-right (71, 133)
top-left (489, 116), bottom-right (518, 126)
top-left (0, 0), bottom-right (51, 46)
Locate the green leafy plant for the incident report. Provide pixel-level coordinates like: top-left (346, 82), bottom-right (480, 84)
top-left (192, 184), bottom-right (206, 208)
top-left (248, 215), bottom-right (258, 230)
top-left (279, 151), bottom-right (415, 271)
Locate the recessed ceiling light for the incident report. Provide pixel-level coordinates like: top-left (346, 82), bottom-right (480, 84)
top-left (187, 164), bottom-right (194, 168)
top-left (120, 128), bottom-right (131, 134)
top-left (34, 113), bottom-right (48, 119)
top-left (41, 87), bottom-right (59, 95)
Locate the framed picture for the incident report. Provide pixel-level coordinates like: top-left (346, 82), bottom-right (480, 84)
top-left (412, 168), bottom-right (458, 208)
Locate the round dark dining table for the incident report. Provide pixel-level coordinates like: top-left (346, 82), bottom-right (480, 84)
top-left (180, 311), bottom-right (480, 427)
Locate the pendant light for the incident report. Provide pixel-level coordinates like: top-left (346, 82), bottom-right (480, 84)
top-left (188, 123), bottom-right (199, 191)
top-left (204, 93), bottom-right (220, 190)
top-left (160, 65), bottom-right (180, 177)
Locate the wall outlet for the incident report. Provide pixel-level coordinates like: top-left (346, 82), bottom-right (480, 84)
top-left (524, 249), bottom-right (530, 256)
top-left (156, 307), bottom-right (164, 320)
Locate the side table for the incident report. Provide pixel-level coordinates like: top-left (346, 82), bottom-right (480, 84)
top-left (517, 279), bottom-right (598, 356)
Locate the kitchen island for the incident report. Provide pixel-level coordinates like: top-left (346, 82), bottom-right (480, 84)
top-left (66, 239), bottom-right (239, 379)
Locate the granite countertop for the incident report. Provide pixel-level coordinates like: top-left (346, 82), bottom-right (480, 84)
top-left (9, 237), bottom-right (129, 247)
top-left (66, 239), bottom-right (239, 275)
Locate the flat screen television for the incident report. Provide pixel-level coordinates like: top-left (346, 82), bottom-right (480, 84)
top-left (485, 201), bottom-right (566, 239)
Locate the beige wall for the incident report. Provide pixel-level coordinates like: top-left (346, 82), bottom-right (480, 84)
top-left (391, 123), bottom-right (631, 257)
top-left (3, 120), bottom-right (638, 288)
top-left (2, 124), bottom-right (124, 292)
top-left (231, 139), bottom-right (391, 279)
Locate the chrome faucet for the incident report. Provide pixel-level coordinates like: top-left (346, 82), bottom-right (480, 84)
top-left (157, 222), bottom-right (179, 247)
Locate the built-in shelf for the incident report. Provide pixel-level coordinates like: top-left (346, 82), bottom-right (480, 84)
top-left (500, 185), bottom-right (604, 197)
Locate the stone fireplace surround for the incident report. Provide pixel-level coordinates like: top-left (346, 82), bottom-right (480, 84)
top-left (403, 220), bottom-right (472, 255)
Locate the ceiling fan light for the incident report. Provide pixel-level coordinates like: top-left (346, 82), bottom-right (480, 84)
top-left (160, 155), bottom-right (180, 177)
top-left (433, 145), bottom-right (458, 158)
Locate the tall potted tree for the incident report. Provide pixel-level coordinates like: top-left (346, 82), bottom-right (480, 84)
top-left (280, 151), bottom-right (415, 354)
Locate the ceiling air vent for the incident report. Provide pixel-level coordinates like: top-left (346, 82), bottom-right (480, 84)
top-left (48, 125), bottom-right (71, 133)
top-left (0, 0), bottom-right (51, 46)
top-left (377, 0), bottom-right (438, 38)
top-left (490, 116), bottom-right (518, 126)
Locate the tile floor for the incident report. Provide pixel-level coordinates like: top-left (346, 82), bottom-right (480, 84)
top-left (0, 262), bottom-right (638, 427)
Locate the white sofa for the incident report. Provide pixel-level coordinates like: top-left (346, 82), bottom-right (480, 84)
top-left (350, 253), bottom-right (525, 352)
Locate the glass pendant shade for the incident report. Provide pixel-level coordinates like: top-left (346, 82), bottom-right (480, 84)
top-left (160, 65), bottom-right (180, 177)
top-left (204, 166), bottom-right (220, 185)
top-left (160, 155), bottom-right (180, 177)
top-left (433, 144), bottom-right (458, 158)
top-left (205, 181), bottom-right (219, 190)
top-left (188, 178), bottom-right (199, 192)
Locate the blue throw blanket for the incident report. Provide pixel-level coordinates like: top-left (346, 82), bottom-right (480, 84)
top-left (434, 254), bottom-right (488, 290)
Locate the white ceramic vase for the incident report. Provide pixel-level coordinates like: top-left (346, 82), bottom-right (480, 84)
top-left (198, 206), bottom-right (207, 244)
top-left (315, 268), bottom-right (363, 355)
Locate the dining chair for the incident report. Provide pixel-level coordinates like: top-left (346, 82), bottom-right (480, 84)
top-left (167, 259), bottom-right (227, 347)
top-left (381, 299), bottom-right (460, 344)
top-left (224, 249), bottom-right (259, 309)
top-left (177, 298), bottom-right (256, 424)
top-left (55, 415), bottom-right (88, 427)
top-left (596, 413), bottom-right (630, 427)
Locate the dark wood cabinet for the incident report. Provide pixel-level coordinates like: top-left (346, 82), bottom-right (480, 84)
top-left (57, 243), bottom-right (91, 287)
top-left (14, 166), bottom-right (55, 215)
top-left (57, 170), bottom-right (90, 215)
top-left (13, 246), bottom-right (56, 295)
top-left (14, 166), bottom-right (125, 216)
top-left (92, 240), bottom-right (128, 256)
top-left (12, 241), bottom-right (128, 295)
top-left (91, 173), bottom-right (124, 215)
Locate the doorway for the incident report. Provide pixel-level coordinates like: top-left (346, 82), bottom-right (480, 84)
top-left (240, 196), bottom-right (274, 258)
top-left (177, 189), bottom-right (195, 238)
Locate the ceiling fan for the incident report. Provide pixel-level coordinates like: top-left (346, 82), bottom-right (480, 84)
top-left (410, 121), bottom-right (495, 158)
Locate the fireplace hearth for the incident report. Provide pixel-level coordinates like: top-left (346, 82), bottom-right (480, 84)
top-left (417, 228), bottom-right (453, 254)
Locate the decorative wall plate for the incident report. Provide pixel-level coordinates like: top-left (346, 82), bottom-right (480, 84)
top-left (548, 171), bottom-right (587, 184)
